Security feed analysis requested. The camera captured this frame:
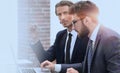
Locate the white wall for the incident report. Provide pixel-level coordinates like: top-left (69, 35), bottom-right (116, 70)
top-left (0, 0), bottom-right (18, 73)
top-left (50, 0), bottom-right (120, 45)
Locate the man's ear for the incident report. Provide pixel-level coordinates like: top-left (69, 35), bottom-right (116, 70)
top-left (83, 16), bottom-right (90, 25)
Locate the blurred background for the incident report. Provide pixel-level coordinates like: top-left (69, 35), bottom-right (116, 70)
top-left (0, 0), bottom-right (120, 73)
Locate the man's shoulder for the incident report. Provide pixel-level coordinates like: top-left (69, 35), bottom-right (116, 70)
top-left (54, 29), bottom-right (67, 42)
top-left (98, 26), bottom-right (120, 46)
top-left (57, 29), bottom-right (67, 36)
top-left (100, 26), bottom-right (120, 38)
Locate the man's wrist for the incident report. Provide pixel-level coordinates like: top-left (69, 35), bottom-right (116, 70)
top-left (51, 63), bottom-right (55, 71)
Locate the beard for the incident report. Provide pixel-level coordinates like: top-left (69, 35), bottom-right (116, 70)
top-left (78, 21), bottom-right (89, 38)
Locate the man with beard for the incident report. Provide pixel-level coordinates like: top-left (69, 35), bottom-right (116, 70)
top-left (66, 1), bottom-right (120, 73)
top-left (35, 1), bottom-right (88, 73)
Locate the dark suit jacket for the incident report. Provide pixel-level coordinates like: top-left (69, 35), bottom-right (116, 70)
top-left (32, 29), bottom-right (89, 73)
top-left (82, 25), bottom-right (120, 73)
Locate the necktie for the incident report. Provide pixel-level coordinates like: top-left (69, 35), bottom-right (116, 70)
top-left (87, 40), bottom-right (93, 73)
top-left (65, 33), bottom-right (72, 64)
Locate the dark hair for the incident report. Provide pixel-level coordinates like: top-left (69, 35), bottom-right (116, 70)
top-left (55, 1), bottom-right (73, 15)
top-left (70, 1), bottom-right (98, 19)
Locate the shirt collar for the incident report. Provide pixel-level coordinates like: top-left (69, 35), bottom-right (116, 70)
top-left (67, 30), bottom-right (77, 37)
top-left (90, 24), bottom-right (101, 42)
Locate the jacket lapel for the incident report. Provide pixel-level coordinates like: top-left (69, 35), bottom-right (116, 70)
top-left (60, 31), bottom-right (67, 63)
top-left (90, 26), bottom-right (102, 67)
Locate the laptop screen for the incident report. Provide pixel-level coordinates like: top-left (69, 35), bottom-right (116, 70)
top-left (30, 40), bottom-right (46, 63)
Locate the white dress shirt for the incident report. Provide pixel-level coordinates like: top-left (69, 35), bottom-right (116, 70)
top-left (90, 24), bottom-right (101, 47)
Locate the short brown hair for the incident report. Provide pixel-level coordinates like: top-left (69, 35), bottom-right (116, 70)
top-left (55, 1), bottom-right (73, 15)
top-left (70, 1), bottom-right (99, 19)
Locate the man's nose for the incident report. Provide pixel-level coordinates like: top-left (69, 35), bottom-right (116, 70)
top-left (60, 14), bottom-right (65, 20)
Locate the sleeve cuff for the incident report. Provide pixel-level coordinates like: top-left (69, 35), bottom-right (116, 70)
top-left (54, 64), bottom-right (61, 72)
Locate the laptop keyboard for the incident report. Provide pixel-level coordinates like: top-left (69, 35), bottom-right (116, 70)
top-left (21, 69), bottom-right (36, 73)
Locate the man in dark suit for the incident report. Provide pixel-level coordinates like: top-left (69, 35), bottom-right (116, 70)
top-left (36, 1), bottom-right (89, 73)
top-left (67, 1), bottom-right (120, 73)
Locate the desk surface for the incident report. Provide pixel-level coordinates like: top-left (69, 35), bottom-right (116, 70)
top-left (34, 68), bottom-right (51, 73)
top-left (19, 67), bottom-right (51, 73)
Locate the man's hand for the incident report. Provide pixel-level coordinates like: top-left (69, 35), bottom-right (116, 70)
top-left (40, 60), bottom-right (55, 71)
top-left (66, 68), bottom-right (79, 73)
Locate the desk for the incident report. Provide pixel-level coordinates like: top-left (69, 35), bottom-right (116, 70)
top-left (17, 59), bottom-right (51, 73)
top-left (19, 67), bottom-right (51, 73)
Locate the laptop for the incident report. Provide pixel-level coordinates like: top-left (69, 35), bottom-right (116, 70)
top-left (18, 40), bottom-right (51, 73)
